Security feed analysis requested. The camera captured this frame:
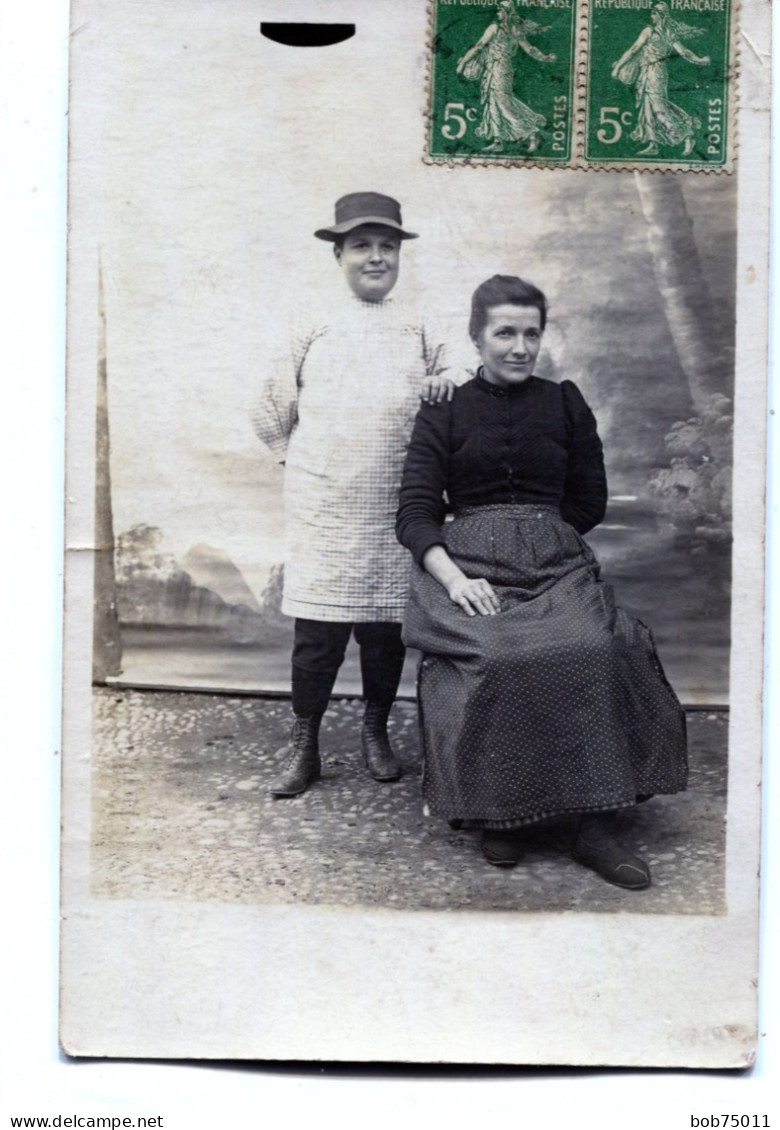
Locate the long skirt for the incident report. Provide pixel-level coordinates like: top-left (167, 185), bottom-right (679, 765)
top-left (630, 59), bottom-right (700, 148)
top-left (402, 504), bottom-right (688, 829)
top-left (476, 52), bottom-right (546, 144)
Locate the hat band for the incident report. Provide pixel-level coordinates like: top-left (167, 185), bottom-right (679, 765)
top-left (314, 214), bottom-right (418, 241)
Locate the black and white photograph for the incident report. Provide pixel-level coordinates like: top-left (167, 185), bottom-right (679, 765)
top-left (56, 0), bottom-right (768, 1069)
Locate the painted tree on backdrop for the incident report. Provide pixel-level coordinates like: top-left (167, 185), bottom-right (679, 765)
top-left (114, 524), bottom-right (195, 626)
top-left (635, 174), bottom-right (733, 553)
top-left (535, 175), bottom-right (733, 556)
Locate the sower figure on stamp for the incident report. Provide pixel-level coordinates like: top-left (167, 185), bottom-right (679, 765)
top-left (456, 0), bottom-right (555, 155)
top-left (252, 192), bottom-right (454, 797)
top-left (611, 2), bottom-right (710, 157)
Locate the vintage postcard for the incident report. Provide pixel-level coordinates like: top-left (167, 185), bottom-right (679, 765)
top-left (61, 0), bottom-right (768, 1064)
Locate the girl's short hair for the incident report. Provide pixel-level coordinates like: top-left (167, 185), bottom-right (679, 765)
top-left (469, 275), bottom-right (548, 339)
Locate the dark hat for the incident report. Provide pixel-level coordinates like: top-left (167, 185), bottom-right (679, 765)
top-left (314, 192), bottom-right (418, 241)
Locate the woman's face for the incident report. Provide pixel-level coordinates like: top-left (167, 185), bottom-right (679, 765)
top-left (335, 224), bottom-right (401, 302)
top-left (475, 303), bottom-right (543, 387)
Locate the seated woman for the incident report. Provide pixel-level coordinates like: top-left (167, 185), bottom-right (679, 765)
top-left (395, 275), bottom-right (687, 890)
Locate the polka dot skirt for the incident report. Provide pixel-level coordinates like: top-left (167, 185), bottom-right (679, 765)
top-left (402, 504), bottom-right (688, 829)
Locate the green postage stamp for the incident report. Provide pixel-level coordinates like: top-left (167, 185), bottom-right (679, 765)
top-left (426, 0), bottom-right (735, 170)
top-left (585, 0), bottom-right (733, 167)
top-left (427, 0), bottom-right (578, 164)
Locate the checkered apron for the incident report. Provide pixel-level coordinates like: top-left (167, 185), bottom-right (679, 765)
top-left (252, 296), bottom-right (446, 621)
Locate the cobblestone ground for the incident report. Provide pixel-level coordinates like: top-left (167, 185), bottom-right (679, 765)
top-left (92, 688), bottom-right (727, 914)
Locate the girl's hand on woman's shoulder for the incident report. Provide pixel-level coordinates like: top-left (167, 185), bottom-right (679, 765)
top-left (420, 375), bottom-right (456, 405)
top-left (447, 576), bottom-right (501, 617)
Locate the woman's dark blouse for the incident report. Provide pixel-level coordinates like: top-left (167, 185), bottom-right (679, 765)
top-left (396, 374), bottom-right (608, 566)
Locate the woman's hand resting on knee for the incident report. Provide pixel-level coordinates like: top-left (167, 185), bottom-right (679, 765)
top-left (447, 576), bottom-right (501, 617)
top-left (421, 546), bottom-right (500, 616)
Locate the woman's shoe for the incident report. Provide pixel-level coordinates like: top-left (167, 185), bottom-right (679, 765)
top-left (481, 829), bottom-right (526, 868)
top-left (571, 814), bottom-right (651, 890)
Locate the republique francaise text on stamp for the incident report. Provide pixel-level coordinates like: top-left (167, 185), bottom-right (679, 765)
top-left (426, 0), bottom-right (735, 170)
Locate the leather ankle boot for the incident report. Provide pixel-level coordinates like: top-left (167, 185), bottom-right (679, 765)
top-left (571, 812), bottom-right (651, 890)
top-left (361, 702), bottom-right (402, 782)
top-left (270, 715), bottom-right (323, 798)
top-left (481, 828), bottom-right (528, 868)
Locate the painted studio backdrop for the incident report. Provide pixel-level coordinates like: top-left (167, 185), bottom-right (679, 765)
top-left (88, 2), bottom-right (734, 706)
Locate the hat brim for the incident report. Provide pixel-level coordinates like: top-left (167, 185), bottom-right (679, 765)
top-left (314, 215), bottom-right (418, 241)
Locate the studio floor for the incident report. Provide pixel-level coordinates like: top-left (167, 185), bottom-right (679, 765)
top-left (90, 688), bottom-right (728, 915)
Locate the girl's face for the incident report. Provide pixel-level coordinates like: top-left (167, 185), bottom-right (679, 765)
top-left (475, 303), bottom-right (543, 387)
top-left (335, 224), bottom-right (401, 302)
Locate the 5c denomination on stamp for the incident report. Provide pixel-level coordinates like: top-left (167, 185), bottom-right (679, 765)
top-left (584, 0), bottom-right (734, 169)
top-left (427, 0), bottom-right (578, 165)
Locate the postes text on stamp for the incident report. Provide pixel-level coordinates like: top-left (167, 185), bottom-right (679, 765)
top-left (584, 0), bottom-right (733, 168)
top-left (427, 0), bottom-right (578, 165)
